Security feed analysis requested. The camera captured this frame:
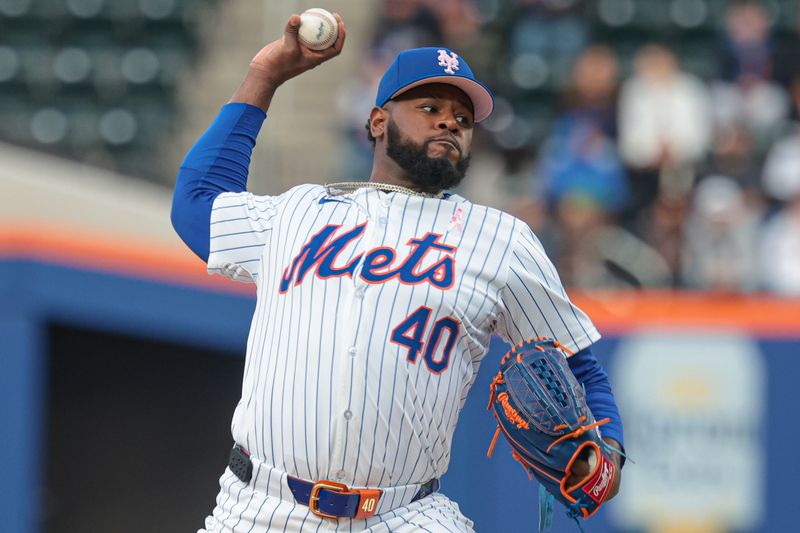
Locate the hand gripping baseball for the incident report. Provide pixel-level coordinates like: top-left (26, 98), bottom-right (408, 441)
top-left (250, 12), bottom-right (346, 88)
top-left (231, 13), bottom-right (346, 110)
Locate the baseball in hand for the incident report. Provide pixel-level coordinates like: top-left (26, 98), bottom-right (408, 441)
top-left (587, 448), bottom-right (597, 471)
top-left (298, 8), bottom-right (338, 51)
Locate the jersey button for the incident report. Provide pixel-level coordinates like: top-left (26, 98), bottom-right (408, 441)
top-left (348, 346), bottom-right (357, 356)
top-left (344, 410), bottom-right (353, 420)
top-left (355, 288), bottom-right (365, 299)
top-left (378, 216), bottom-right (388, 225)
top-left (336, 469), bottom-right (347, 480)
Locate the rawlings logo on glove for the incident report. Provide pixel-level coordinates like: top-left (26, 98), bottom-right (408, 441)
top-left (487, 337), bottom-right (618, 530)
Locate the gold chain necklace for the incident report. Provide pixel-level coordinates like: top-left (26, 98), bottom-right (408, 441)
top-left (324, 181), bottom-right (444, 199)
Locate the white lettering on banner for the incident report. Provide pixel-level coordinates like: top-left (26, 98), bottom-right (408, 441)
top-left (609, 331), bottom-right (765, 531)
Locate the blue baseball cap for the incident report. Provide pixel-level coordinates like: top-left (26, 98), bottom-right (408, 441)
top-left (375, 47), bottom-right (494, 123)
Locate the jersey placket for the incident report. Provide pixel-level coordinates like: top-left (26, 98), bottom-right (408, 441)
top-left (329, 191), bottom-right (388, 484)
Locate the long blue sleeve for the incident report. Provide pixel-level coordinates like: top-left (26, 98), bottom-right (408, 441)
top-left (171, 103), bottom-right (267, 261)
top-left (568, 345), bottom-right (625, 454)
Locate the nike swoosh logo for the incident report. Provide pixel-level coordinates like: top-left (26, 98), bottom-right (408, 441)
top-left (319, 197), bottom-right (346, 204)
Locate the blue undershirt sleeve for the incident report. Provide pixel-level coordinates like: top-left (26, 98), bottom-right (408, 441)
top-left (568, 345), bottom-right (625, 461)
top-left (171, 102), bottom-right (267, 261)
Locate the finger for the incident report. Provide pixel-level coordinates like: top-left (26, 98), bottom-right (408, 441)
top-left (565, 458), bottom-right (590, 488)
top-left (606, 467), bottom-right (621, 500)
top-left (283, 14), bottom-right (302, 51)
top-left (606, 482), bottom-right (620, 500)
top-left (571, 458), bottom-right (590, 478)
top-left (331, 13), bottom-right (346, 54)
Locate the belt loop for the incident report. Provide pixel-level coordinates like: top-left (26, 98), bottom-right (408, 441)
top-left (353, 489), bottom-right (382, 519)
top-left (412, 478), bottom-right (440, 502)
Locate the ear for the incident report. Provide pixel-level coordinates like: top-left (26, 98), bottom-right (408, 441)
top-left (369, 106), bottom-right (389, 141)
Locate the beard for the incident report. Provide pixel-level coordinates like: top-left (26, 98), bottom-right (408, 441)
top-left (385, 119), bottom-right (470, 194)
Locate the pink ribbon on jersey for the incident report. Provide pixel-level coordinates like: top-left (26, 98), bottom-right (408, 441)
top-left (448, 207), bottom-right (464, 233)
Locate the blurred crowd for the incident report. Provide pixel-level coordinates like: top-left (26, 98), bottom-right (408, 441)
top-left (336, 0), bottom-right (800, 295)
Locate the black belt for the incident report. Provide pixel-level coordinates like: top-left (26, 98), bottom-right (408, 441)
top-left (228, 445), bottom-right (439, 519)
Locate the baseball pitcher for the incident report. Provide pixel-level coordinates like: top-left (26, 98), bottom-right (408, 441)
top-left (172, 12), bottom-right (624, 532)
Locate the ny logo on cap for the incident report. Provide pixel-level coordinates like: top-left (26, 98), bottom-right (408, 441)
top-left (437, 50), bottom-right (459, 75)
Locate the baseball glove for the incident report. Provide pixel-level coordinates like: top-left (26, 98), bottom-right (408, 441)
top-left (486, 337), bottom-right (617, 530)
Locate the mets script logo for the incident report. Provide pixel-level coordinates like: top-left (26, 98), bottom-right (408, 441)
top-left (437, 50), bottom-right (459, 75)
top-left (279, 223), bottom-right (457, 293)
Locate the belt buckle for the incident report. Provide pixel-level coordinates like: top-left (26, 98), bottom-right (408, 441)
top-left (308, 480), bottom-right (349, 519)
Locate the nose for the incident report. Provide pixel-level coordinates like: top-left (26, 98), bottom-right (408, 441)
top-left (436, 112), bottom-right (459, 133)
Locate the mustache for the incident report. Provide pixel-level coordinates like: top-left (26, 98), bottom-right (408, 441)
top-left (426, 134), bottom-right (462, 155)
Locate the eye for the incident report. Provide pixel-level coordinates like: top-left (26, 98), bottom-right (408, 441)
top-left (456, 115), bottom-right (473, 127)
top-left (421, 104), bottom-right (437, 113)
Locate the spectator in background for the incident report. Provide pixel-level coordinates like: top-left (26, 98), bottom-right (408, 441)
top-left (681, 176), bottom-right (760, 291)
top-left (526, 39), bottom-right (672, 290)
top-left (762, 123), bottom-right (800, 205)
top-left (509, 0), bottom-right (589, 86)
top-left (700, 122), bottom-right (761, 191)
top-left (423, 0), bottom-right (481, 47)
top-left (759, 97), bottom-right (800, 295)
top-left (510, 0), bottom-right (588, 56)
top-left (550, 193), bottom-right (672, 289)
top-left (618, 44), bottom-right (711, 215)
top-left (562, 44), bottom-right (619, 138)
top-left (373, 0), bottom-right (443, 52)
top-left (722, 0), bottom-right (773, 82)
top-left (759, 192), bottom-right (800, 296)
top-left (711, 1), bottom-right (789, 153)
top-left (535, 120), bottom-right (629, 216)
top-left (515, 44), bottom-right (627, 270)
top-left (632, 192), bottom-right (689, 286)
top-left (529, 44), bottom-right (627, 216)
top-left (619, 45), bottom-right (711, 168)
top-left (696, 125), bottom-right (764, 224)
top-left (763, 75), bottom-right (800, 206)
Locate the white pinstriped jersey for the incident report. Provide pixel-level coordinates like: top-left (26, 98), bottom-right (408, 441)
top-left (207, 183), bottom-right (600, 492)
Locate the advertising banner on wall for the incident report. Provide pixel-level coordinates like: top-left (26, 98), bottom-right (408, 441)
top-left (610, 331), bottom-right (765, 533)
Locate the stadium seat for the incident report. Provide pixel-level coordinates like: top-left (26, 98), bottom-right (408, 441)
top-left (0, 0), bottom-right (220, 181)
